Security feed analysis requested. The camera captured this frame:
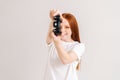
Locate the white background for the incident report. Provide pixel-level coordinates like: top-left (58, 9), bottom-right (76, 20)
top-left (0, 0), bottom-right (120, 80)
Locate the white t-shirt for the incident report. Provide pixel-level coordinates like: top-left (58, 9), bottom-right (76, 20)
top-left (44, 41), bottom-right (85, 80)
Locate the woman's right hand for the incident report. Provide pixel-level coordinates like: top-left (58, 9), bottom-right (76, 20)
top-left (49, 9), bottom-right (61, 31)
top-left (46, 9), bottom-right (62, 45)
top-left (49, 9), bottom-right (62, 20)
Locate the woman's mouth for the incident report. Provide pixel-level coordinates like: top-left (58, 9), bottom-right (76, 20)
top-left (61, 33), bottom-right (67, 37)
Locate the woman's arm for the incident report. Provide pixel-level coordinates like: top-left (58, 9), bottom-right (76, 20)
top-left (46, 21), bottom-right (53, 45)
top-left (51, 33), bottom-right (78, 64)
top-left (54, 40), bottom-right (78, 64)
top-left (46, 9), bottom-right (60, 45)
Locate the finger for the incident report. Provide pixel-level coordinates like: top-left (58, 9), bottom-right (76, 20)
top-left (50, 9), bottom-right (55, 19)
top-left (53, 10), bottom-right (60, 16)
top-left (51, 31), bottom-right (56, 39)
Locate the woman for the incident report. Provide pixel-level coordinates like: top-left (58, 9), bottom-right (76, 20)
top-left (44, 10), bottom-right (85, 80)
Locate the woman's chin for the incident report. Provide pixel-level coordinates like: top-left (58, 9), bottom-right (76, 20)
top-left (61, 37), bottom-right (67, 41)
top-left (61, 37), bottom-right (70, 42)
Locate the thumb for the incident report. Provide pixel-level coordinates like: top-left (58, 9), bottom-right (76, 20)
top-left (51, 32), bottom-right (61, 42)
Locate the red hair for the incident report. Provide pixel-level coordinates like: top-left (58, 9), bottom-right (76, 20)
top-left (62, 13), bottom-right (81, 43)
top-left (62, 13), bottom-right (81, 70)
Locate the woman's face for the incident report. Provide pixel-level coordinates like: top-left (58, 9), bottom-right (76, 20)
top-left (60, 18), bottom-right (73, 42)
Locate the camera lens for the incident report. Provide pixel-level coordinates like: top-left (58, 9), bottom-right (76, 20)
top-left (53, 22), bottom-right (58, 27)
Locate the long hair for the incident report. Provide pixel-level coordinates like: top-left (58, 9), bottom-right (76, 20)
top-left (62, 13), bottom-right (81, 70)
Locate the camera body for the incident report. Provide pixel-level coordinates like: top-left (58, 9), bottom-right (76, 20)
top-left (53, 15), bottom-right (62, 36)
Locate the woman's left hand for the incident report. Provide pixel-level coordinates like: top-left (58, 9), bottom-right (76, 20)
top-left (51, 31), bottom-right (61, 43)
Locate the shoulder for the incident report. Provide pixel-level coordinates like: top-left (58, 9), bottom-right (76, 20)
top-left (72, 41), bottom-right (85, 48)
top-left (72, 42), bottom-right (85, 55)
top-left (75, 42), bottom-right (85, 48)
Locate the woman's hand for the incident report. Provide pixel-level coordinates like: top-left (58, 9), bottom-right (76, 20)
top-left (49, 9), bottom-right (62, 20)
top-left (46, 9), bottom-right (62, 45)
top-left (49, 9), bottom-right (62, 43)
top-left (51, 31), bottom-right (61, 43)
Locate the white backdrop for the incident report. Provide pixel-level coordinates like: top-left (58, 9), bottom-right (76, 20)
top-left (0, 0), bottom-right (120, 80)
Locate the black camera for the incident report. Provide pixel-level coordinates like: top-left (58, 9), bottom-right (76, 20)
top-left (53, 15), bottom-right (62, 36)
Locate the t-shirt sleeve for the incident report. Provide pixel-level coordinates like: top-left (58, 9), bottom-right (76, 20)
top-left (45, 42), bottom-right (53, 47)
top-left (72, 43), bottom-right (85, 61)
top-left (45, 42), bottom-right (54, 52)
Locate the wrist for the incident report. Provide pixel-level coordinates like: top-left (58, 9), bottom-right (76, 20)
top-left (53, 37), bottom-right (61, 44)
